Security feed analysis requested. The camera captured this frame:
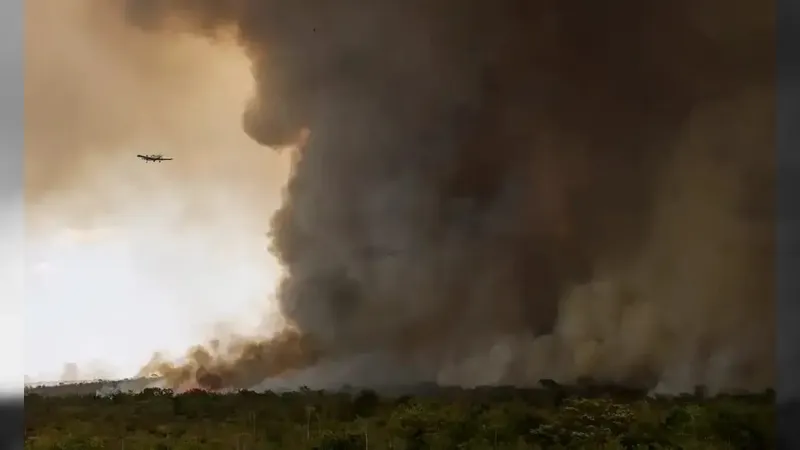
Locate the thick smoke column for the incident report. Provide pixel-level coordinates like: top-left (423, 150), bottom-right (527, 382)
top-left (128, 0), bottom-right (774, 393)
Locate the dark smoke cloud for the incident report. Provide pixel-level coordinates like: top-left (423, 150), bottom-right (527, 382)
top-left (124, 0), bottom-right (775, 393)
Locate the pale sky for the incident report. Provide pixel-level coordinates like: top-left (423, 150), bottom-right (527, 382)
top-left (19, 152), bottom-right (290, 383)
top-left (22, 200), bottom-right (284, 383)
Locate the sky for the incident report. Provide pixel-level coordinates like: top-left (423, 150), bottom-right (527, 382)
top-left (22, 200), bottom-right (285, 383)
top-left (17, 0), bottom-right (294, 385)
top-left (19, 104), bottom-right (293, 385)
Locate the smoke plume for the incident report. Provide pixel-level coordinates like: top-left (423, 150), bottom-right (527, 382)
top-left (44, 0), bottom-right (776, 393)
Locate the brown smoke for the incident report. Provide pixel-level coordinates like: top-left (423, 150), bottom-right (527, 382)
top-left (25, 0), bottom-right (290, 217)
top-left (87, 0), bottom-right (776, 393)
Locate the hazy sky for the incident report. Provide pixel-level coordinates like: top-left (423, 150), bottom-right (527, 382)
top-left (21, 106), bottom-right (292, 383)
top-left (20, 0), bottom-right (293, 384)
top-left (22, 200), bottom-right (285, 382)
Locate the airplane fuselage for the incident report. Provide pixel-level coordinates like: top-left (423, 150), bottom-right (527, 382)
top-left (137, 154), bottom-right (172, 162)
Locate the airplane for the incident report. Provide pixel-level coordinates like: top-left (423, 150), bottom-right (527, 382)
top-left (137, 154), bottom-right (173, 162)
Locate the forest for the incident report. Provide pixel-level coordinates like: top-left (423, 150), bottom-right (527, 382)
top-left (25, 382), bottom-right (775, 449)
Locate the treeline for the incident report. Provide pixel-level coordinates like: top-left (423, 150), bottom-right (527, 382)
top-left (24, 377), bottom-right (154, 397)
top-left (25, 383), bottom-right (775, 449)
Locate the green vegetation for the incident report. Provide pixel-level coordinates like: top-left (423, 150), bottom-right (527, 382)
top-left (25, 383), bottom-right (774, 449)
